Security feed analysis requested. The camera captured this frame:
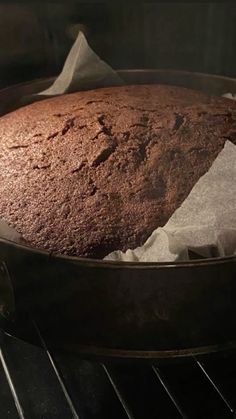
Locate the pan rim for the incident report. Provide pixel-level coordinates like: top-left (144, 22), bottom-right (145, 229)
top-left (2, 237), bottom-right (236, 269)
top-left (50, 340), bottom-right (236, 360)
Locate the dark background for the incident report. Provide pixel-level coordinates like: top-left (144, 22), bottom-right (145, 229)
top-left (0, 1), bottom-right (236, 88)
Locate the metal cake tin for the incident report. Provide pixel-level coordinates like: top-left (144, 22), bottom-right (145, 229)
top-left (0, 69), bottom-right (236, 359)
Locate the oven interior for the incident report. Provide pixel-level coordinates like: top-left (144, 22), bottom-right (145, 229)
top-left (0, 2), bottom-right (236, 418)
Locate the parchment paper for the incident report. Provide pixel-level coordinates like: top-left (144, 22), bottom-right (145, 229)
top-left (1, 31), bottom-right (236, 262)
top-left (0, 219), bottom-right (22, 243)
top-left (222, 93), bottom-right (236, 101)
top-left (105, 141), bottom-right (236, 262)
top-left (39, 31), bottom-right (122, 96)
top-left (20, 31), bottom-right (122, 109)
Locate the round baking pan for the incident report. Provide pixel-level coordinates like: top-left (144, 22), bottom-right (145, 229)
top-left (0, 70), bottom-right (236, 360)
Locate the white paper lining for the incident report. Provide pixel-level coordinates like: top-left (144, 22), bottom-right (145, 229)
top-left (39, 31), bottom-right (122, 96)
top-left (105, 141), bottom-right (236, 262)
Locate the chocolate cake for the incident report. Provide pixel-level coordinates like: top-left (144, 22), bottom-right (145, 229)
top-left (0, 84), bottom-right (236, 258)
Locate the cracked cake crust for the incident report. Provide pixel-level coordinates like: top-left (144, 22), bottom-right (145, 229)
top-left (0, 84), bottom-right (236, 258)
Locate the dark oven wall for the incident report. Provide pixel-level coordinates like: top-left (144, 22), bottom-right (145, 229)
top-left (0, 1), bottom-right (236, 88)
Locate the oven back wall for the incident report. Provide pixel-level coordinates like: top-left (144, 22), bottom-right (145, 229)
top-left (0, 2), bottom-right (235, 88)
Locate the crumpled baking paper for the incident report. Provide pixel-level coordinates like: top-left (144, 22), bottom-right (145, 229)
top-left (0, 219), bottom-right (22, 243)
top-left (39, 31), bottom-right (122, 96)
top-left (105, 141), bottom-right (236, 262)
top-left (20, 31), bottom-right (122, 107)
top-left (1, 31), bottom-right (236, 262)
top-left (222, 93), bottom-right (236, 101)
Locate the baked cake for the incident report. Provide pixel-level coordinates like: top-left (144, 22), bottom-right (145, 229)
top-left (0, 84), bottom-right (235, 258)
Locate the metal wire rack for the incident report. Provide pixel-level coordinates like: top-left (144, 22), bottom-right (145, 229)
top-left (1, 326), bottom-right (236, 419)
